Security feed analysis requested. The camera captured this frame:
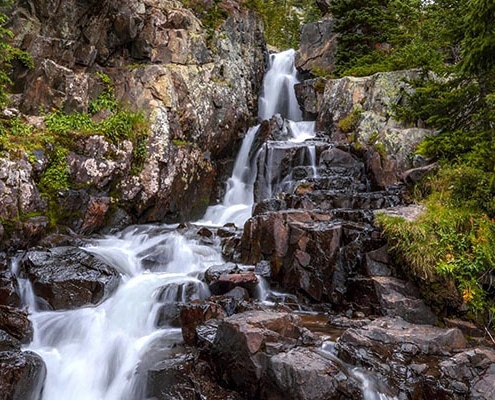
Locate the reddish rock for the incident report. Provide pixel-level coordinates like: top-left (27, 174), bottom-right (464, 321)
top-left (209, 272), bottom-right (259, 297)
top-left (180, 300), bottom-right (227, 346)
top-left (210, 311), bottom-right (319, 398)
top-left (241, 210), bottom-right (342, 302)
top-left (0, 306), bottom-right (33, 344)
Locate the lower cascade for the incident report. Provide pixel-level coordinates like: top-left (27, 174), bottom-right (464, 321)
top-left (7, 50), bottom-right (492, 400)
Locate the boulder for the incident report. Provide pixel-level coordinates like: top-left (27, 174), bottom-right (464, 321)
top-left (372, 276), bottom-right (438, 325)
top-left (336, 317), bottom-right (467, 397)
top-left (0, 306), bottom-right (33, 344)
top-left (209, 311), bottom-right (319, 398)
top-left (264, 347), bottom-right (362, 400)
top-left (0, 350), bottom-right (46, 400)
top-left (19, 246), bottom-right (121, 310)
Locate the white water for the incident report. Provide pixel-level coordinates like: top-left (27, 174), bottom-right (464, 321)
top-left (198, 125), bottom-right (259, 228)
top-left (200, 50), bottom-right (316, 227)
top-left (26, 226), bottom-right (219, 400)
top-left (320, 342), bottom-right (399, 400)
top-left (20, 50), bottom-right (384, 400)
top-left (258, 49), bottom-right (303, 122)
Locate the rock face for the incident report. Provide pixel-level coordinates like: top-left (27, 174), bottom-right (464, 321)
top-left (295, 17), bottom-right (337, 76)
top-left (0, 0), bottom-right (266, 249)
top-left (19, 246), bottom-right (120, 310)
top-left (333, 317), bottom-right (495, 399)
top-left (295, 70), bottom-right (435, 188)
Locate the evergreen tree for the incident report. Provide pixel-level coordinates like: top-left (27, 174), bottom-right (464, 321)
top-left (461, 0), bottom-right (495, 77)
top-left (329, 0), bottom-right (391, 76)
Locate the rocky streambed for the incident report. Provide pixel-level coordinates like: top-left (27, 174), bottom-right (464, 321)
top-left (2, 100), bottom-right (495, 399)
top-left (0, 1), bottom-right (494, 399)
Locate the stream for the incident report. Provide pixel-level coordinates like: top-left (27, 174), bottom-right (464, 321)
top-left (19, 49), bottom-right (396, 400)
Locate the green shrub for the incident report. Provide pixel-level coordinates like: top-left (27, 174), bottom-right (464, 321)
top-left (377, 193), bottom-right (495, 320)
top-left (337, 106), bottom-right (362, 133)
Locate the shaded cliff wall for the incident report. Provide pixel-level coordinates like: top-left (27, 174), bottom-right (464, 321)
top-left (0, 0), bottom-right (266, 249)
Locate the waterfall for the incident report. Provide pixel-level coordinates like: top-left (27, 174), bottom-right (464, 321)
top-left (27, 226), bottom-right (219, 400)
top-left (21, 50), bottom-right (388, 400)
top-left (199, 48), bottom-right (309, 227)
top-left (258, 49), bottom-right (303, 122)
top-left (198, 125), bottom-right (259, 228)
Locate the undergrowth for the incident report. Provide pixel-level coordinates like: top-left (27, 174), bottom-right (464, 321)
top-left (377, 171), bottom-right (495, 324)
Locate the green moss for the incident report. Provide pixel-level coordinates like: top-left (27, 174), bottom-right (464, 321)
top-left (172, 139), bottom-right (190, 147)
top-left (338, 106), bottom-right (362, 133)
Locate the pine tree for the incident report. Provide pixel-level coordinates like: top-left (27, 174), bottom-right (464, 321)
top-left (330, 0), bottom-right (391, 76)
top-left (461, 0), bottom-right (495, 77)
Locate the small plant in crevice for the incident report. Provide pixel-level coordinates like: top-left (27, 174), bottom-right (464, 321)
top-left (338, 106), bottom-right (362, 133)
top-left (39, 148), bottom-right (70, 193)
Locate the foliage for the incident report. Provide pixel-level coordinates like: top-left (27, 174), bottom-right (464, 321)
top-left (0, 0), bottom-right (33, 107)
top-left (39, 148), bottom-right (70, 193)
top-left (243, 0), bottom-right (321, 50)
top-left (377, 195), bottom-right (495, 317)
top-left (337, 106), bottom-right (362, 133)
top-left (329, 0), bottom-right (390, 76)
top-left (330, 0), bottom-right (464, 77)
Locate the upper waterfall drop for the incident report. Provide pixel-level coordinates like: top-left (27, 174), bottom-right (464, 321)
top-left (199, 49), bottom-right (309, 228)
top-left (258, 49), bottom-right (303, 122)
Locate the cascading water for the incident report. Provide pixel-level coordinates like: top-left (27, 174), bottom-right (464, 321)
top-left (19, 49), bottom-right (390, 400)
top-left (258, 49), bottom-right (303, 122)
top-left (201, 49), bottom-right (319, 224)
top-left (26, 226), bottom-right (218, 400)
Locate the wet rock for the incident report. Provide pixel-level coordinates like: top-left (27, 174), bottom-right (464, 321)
top-left (364, 245), bottom-right (392, 277)
top-left (336, 317), bottom-right (467, 397)
top-left (264, 347), bottom-right (362, 400)
top-left (209, 272), bottom-right (259, 297)
top-left (337, 317), bottom-right (466, 364)
top-left (204, 263), bottom-right (240, 284)
top-left (430, 348), bottom-right (495, 399)
top-left (0, 306), bottom-right (33, 344)
top-left (145, 353), bottom-right (198, 400)
top-left (180, 300), bottom-right (227, 346)
top-left (209, 311), bottom-right (319, 398)
top-left (0, 270), bottom-right (21, 307)
top-left (0, 330), bottom-right (21, 352)
top-left (0, 350), bottom-right (46, 400)
top-left (241, 210), bottom-right (342, 302)
top-left (155, 303), bottom-right (182, 328)
top-left (372, 276), bottom-right (438, 325)
top-left (143, 351), bottom-right (245, 400)
top-left (19, 246), bottom-right (120, 310)
top-left (224, 286), bottom-right (250, 302)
